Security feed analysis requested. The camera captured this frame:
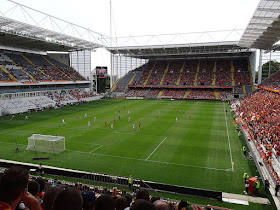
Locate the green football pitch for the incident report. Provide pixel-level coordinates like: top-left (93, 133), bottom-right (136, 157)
top-left (0, 99), bottom-right (256, 194)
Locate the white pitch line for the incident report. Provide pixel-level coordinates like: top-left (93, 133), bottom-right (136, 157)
top-left (92, 152), bottom-right (231, 172)
top-left (224, 103), bottom-right (234, 172)
top-left (90, 145), bottom-right (103, 153)
top-left (66, 149), bottom-right (93, 155)
top-left (145, 137), bottom-right (167, 161)
top-left (18, 148), bottom-right (230, 172)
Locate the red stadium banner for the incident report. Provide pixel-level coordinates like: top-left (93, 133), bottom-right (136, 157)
top-left (128, 85), bottom-right (233, 89)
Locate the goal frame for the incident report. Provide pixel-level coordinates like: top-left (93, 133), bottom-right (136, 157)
top-left (26, 134), bottom-right (65, 154)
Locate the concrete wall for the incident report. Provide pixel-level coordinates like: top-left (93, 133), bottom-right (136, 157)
top-left (48, 53), bottom-right (70, 66)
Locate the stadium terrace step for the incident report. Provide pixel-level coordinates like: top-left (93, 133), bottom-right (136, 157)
top-left (128, 73), bottom-right (137, 85)
top-left (194, 61), bottom-right (200, 85)
top-left (160, 61), bottom-right (170, 85)
top-left (183, 90), bottom-right (192, 98)
top-left (0, 64), bottom-right (18, 81)
top-left (212, 61), bottom-right (217, 86)
top-left (213, 90), bottom-right (219, 100)
top-left (242, 85), bottom-right (246, 94)
top-left (231, 60), bottom-right (235, 86)
top-left (42, 56), bottom-right (57, 68)
top-left (144, 62), bottom-right (157, 85)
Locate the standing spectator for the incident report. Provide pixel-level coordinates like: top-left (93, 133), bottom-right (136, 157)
top-left (36, 177), bottom-right (46, 199)
top-left (0, 166), bottom-right (41, 210)
top-left (243, 171), bottom-right (249, 184)
top-left (255, 180), bottom-right (260, 195)
top-left (128, 175), bottom-right (133, 190)
top-left (245, 180), bottom-right (249, 194)
top-left (265, 179), bottom-right (270, 194)
top-left (275, 182), bottom-right (280, 196)
top-left (38, 163), bottom-right (44, 174)
top-left (242, 146), bottom-right (247, 156)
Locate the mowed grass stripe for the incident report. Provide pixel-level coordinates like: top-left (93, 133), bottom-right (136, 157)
top-left (147, 100), bottom-right (203, 164)
top-left (205, 102), bottom-right (233, 170)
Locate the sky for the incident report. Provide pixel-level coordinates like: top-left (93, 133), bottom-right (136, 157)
top-left (5, 0), bottom-right (260, 37)
top-left (1, 0), bottom-right (261, 71)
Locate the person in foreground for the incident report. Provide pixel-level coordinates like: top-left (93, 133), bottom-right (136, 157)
top-left (0, 166), bottom-right (41, 210)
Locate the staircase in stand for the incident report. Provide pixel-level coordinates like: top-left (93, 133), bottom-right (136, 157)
top-left (176, 62), bottom-right (185, 85)
top-left (194, 61), bottom-right (200, 85)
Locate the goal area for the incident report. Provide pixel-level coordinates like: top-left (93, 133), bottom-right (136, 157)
top-left (26, 134), bottom-right (65, 154)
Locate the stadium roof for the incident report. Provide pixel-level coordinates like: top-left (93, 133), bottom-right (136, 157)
top-left (239, 0), bottom-right (280, 50)
top-left (0, 1), bottom-right (109, 52)
top-left (106, 41), bottom-right (253, 60)
top-left (0, 16), bottom-right (102, 51)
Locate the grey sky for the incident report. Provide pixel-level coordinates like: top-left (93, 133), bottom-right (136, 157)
top-left (3, 0), bottom-right (262, 71)
top-left (11, 0), bottom-right (260, 37)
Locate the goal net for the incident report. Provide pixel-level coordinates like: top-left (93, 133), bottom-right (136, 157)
top-left (26, 134), bottom-right (65, 154)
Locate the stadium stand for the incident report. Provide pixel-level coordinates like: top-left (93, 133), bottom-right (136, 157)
top-left (0, 89), bottom-right (99, 115)
top-left (259, 70), bottom-right (280, 91)
top-left (0, 96), bottom-right (56, 114)
top-left (215, 60), bottom-right (232, 86)
top-left (197, 60), bottom-right (214, 86)
top-left (0, 51), bottom-right (86, 82)
top-left (236, 89), bottom-right (280, 184)
top-left (112, 58), bottom-right (253, 100)
top-left (179, 60), bottom-right (198, 86)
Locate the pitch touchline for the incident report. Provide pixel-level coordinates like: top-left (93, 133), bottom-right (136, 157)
top-left (146, 137), bottom-right (167, 161)
top-left (224, 103), bottom-right (234, 172)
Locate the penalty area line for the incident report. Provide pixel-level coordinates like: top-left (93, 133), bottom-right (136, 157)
top-left (90, 145), bottom-right (103, 153)
top-left (145, 137), bottom-right (167, 161)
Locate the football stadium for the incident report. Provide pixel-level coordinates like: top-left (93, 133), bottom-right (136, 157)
top-left (1, 0), bottom-right (280, 209)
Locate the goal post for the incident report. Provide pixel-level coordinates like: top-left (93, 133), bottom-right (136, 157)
top-left (26, 134), bottom-right (65, 154)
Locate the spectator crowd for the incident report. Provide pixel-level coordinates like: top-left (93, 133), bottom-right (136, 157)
top-left (236, 89), bottom-right (280, 183)
top-left (0, 166), bottom-right (225, 210)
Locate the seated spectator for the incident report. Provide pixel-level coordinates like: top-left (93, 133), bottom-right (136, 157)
top-left (28, 180), bottom-right (40, 197)
top-left (0, 166), bottom-right (41, 210)
top-left (81, 191), bottom-right (96, 210)
top-left (130, 199), bottom-right (156, 210)
top-left (42, 186), bottom-right (62, 210)
top-left (153, 200), bottom-right (170, 210)
top-left (177, 200), bottom-right (190, 210)
top-left (114, 196), bottom-right (128, 210)
top-left (95, 194), bottom-right (115, 210)
top-left (53, 187), bottom-right (83, 210)
top-left (35, 177), bottom-right (46, 199)
top-left (135, 189), bottom-right (150, 201)
top-left (124, 194), bottom-right (133, 207)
